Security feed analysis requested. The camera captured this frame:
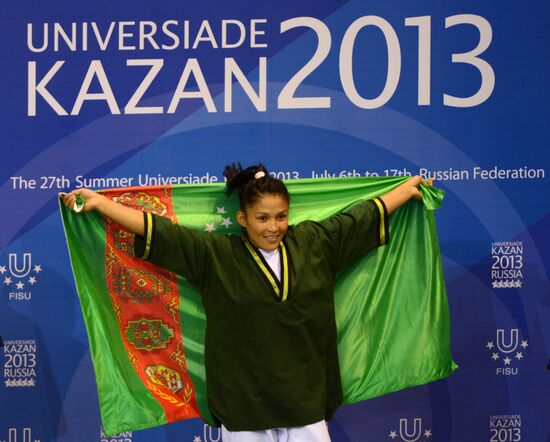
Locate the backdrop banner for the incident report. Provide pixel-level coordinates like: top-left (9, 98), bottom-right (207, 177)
top-left (1, 1), bottom-right (548, 441)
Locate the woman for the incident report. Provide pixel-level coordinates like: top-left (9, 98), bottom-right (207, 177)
top-left (61, 164), bottom-right (431, 442)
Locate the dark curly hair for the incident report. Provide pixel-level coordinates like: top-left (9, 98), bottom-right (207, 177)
top-left (224, 163), bottom-right (290, 211)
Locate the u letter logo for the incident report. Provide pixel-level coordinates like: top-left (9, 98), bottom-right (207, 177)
top-left (496, 329), bottom-right (518, 353)
top-left (399, 418), bottom-right (422, 442)
top-left (8, 253), bottom-right (32, 278)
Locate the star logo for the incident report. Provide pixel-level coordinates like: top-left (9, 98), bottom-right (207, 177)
top-left (0, 265), bottom-right (6, 274)
top-left (193, 436), bottom-right (202, 442)
top-left (16, 281), bottom-right (25, 290)
top-left (491, 352), bottom-right (499, 361)
top-left (424, 429), bottom-right (432, 438)
top-left (486, 341), bottom-right (494, 349)
top-left (388, 430), bottom-right (397, 439)
top-left (216, 207), bottom-right (226, 214)
top-left (3, 276), bottom-right (12, 285)
top-left (515, 352), bottom-right (523, 360)
top-left (33, 264), bottom-right (42, 273)
top-left (503, 357), bottom-right (512, 365)
top-left (520, 340), bottom-right (529, 349)
top-left (220, 217), bottom-right (233, 228)
top-left (492, 281), bottom-right (498, 288)
top-left (28, 276), bottom-right (37, 285)
top-left (204, 223), bottom-right (216, 232)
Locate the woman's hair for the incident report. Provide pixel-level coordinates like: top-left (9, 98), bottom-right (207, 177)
top-left (224, 163), bottom-right (290, 210)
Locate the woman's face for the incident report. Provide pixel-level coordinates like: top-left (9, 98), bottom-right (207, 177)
top-left (237, 194), bottom-right (289, 251)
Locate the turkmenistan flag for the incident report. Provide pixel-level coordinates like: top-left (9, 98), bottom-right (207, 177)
top-left (60, 176), bottom-right (457, 436)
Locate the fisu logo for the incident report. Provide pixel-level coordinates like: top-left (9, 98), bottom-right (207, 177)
top-left (1, 427), bottom-right (40, 442)
top-left (486, 329), bottom-right (528, 376)
top-left (388, 418), bottom-right (432, 441)
top-left (192, 425), bottom-right (220, 442)
top-left (1, 253), bottom-right (42, 301)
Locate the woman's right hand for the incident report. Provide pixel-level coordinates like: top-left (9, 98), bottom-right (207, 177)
top-left (60, 188), bottom-right (106, 213)
top-left (60, 188), bottom-right (145, 235)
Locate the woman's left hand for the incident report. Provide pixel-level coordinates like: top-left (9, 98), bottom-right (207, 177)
top-left (380, 176), bottom-right (434, 214)
top-left (408, 176), bottom-right (434, 200)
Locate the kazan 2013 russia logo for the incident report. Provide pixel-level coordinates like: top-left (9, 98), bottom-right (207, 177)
top-left (3, 339), bottom-right (37, 388)
top-left (486, 329), bottom-right (528, 376)
top-left (489, 414), bottom-right (522, 442)
top-left (491, 241), bottom-right (523, 289)
top-left (1, 252), bottom-right (42, 301)
top-left (100, 427), bottom-right (132, 442)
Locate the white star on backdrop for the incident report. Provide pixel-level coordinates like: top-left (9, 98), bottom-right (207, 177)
top-left (424, 429), bottom-right (432, 437)
top-left (193, 436), bottom-right (202, 442)
top-left (491, 353), bottom-right (499, 361)
top-left (486, 341), bottom-right (494, 349)
top-left (0, 265), bottom-right (6, 274)
top-left (204, 223), bottom-right (216, 232)
top-left (515, 352), bottom-right (523, 360)
top-left (503, 357), bottom-right (512, 365)
top-left (388, 430), bottom-right (397, 439)
top-left (28, 276), bottom-right (37, 285)
top-left (16, 281), bottom-right (25, 290)
top-left (520, 340), bottom-right (529, 349)
top-left (216, 207), bottom-right (226, 214)
top-left (34, 264), bottom-right (42, 273)
top-left (3, 276), bottom-right (12, 285)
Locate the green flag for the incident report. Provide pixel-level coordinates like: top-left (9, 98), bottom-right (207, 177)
top-left (60, 176), bottom-right (457, 435)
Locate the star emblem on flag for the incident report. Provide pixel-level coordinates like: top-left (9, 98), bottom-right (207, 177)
top-left (203, 204), bottom-right (237, 233)
top-left (220, 217), bottom-right (233, 228)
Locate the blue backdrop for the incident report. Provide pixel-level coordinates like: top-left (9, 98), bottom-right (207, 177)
top-left (1, 1), bottom-right (549, 441)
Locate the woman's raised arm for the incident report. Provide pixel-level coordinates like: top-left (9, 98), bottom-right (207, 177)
top-left (60, 189), bottom-right (145, 236)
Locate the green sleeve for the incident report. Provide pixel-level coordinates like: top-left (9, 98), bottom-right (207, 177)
top-left (299, 198), bottom-right (389, 273)
top-left (133, 212), bottom-right (207, 286)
